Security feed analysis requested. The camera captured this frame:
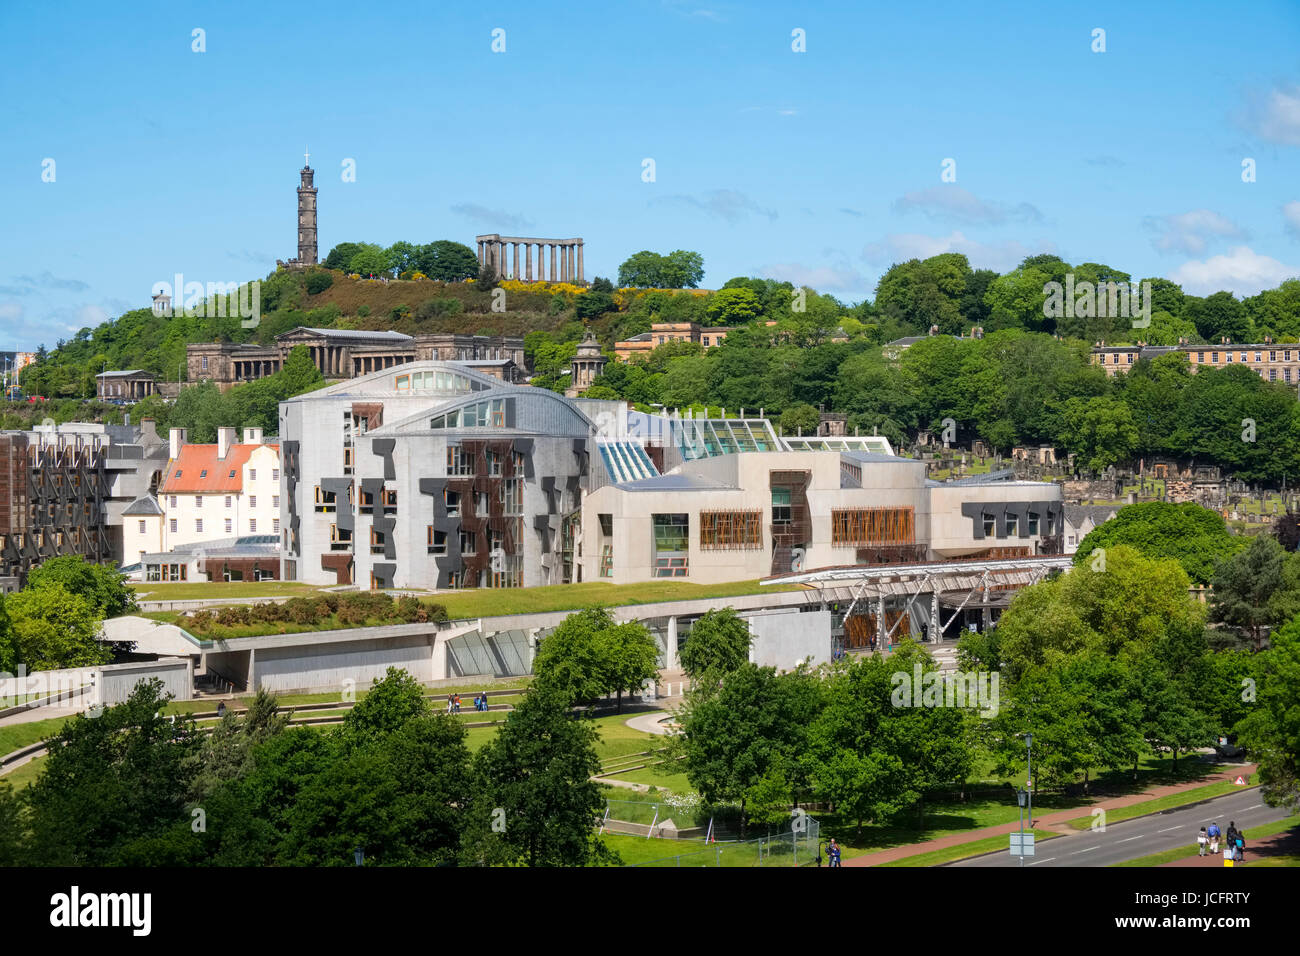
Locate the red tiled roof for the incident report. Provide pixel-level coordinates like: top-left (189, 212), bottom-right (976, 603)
top-left (159, 443), bottom-right (278, 495)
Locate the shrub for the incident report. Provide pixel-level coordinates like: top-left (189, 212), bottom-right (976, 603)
top-left (426, 602), bottom-right (449, 623)
top-left (186, 610), bottom-right (214, 633)
top-left (215, 606), bottom-right (250, 627)
top-left (357, 304), bottom-right (371, 317)
top-left (305, 271), bottom-right (334, 294)
top-left (395, 595), bottom-right (423, 623)
top-left (285, 598), bottom-right (318, 625)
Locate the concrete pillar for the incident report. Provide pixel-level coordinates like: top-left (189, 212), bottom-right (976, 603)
top-left (930, 588), bottom-right (940, 643)
top-left (498, 241), bottom-right (506, 275)
top-left (577, 241), bottom-right (584, 283)
top-left (513, 243), bottom-right (520, 281)
top-left (477, 240), bottom-right (484, 266)
top-left (981, 575), bottom-right (991, 629)
top-left (876, 597), bottom-right (886, 649)
top-left (547, 244), bottom-right (555, 282)
top-left (665, 616), bottom-right (678, 671)
top-left (525, 243), bottom-right (532, 281)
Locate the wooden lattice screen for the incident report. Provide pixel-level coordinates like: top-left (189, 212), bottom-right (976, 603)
top-left (831, 507), bottom-right (916, 547)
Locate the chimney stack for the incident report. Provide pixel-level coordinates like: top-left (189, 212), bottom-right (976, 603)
top-left (169, 427), bottom-right (187, 460)
top-left (217, 426), bottom-right (237, 460)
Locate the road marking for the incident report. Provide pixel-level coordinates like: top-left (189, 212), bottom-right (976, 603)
top-left (1157, 826), bottom-right (1182, 833)
top-left (1028, 858), bottom-right (1056, 866)
top-left (1116, 835), bottom-right (1145, 844)
top-left (1071, 846), bottom-right (1101, 855)
top-left (1245, 804), bottom-right (1262, 810)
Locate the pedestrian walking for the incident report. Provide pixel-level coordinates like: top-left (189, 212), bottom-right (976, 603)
top-left (216, 701), bottom-right (226, 718)
top-left (1198, 827), bottom-right (1208, 856)
top-left (828, 838), bottom-right (841, 868)
top-left (1208, 822), bottom-right (1221, 855)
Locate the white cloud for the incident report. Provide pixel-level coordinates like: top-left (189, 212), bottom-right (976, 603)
top-left (759, 263), bottom-right (864, 292)
top-left (893, 187), bottom-right (1042, 226)
top-left (1166, 246), bottom-right (1300, 297)
top-left (1284, 201), bottom-right (1300, 239)
top-left (0, 303), bottom-right (23, 322)
top-left (1248, 85), bottom-right (1300, 147)
top-left (1146, 209), bottom-right (1245, 256)
top-left (657, 189), bottom-right (777, 223)
top-left (449, 203), bottom-right (534, 230)
top-left (863, 231), bottom-right (1054, 273)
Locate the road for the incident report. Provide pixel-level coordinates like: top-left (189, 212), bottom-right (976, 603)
top-left (949, 787), bottom-right (1289, 867)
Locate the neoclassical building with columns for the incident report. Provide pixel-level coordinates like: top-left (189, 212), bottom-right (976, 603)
top-left (188, 327), bottom-right (526, 389)
top-left (476, 234), bottom-right (584, 283)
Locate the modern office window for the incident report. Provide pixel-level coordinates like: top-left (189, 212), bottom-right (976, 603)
top-left (831, 508), bottom-right (917, 546)
top-left (445, 489), bottom-right (461, 517)
top-left (652, 513), bottom-right (689, 577)
top-left (771, 488), bottom-right (792, 524)
top-left (446, 445), bottom-right (474, 476)
top-left (700, 510), bottom-right (762, 550)
top-left (427, 527), bottom-right (448, 555)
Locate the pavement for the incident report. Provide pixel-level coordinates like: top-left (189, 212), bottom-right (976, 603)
top-left (950, 785), bottom-right (1287, 868)
top-left (623, 711), bottom-right (677, 735)
top-left (844, 762), bottom-right (1259, 867)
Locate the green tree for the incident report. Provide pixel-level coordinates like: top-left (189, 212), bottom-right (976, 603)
top-left (1237, 618), bottom-right (1300, 810)
top-left (1209, 535), bottom-right (1292, 650)
top-left (706, 287), bottom-right (762, 326)
top-left (469, 683), bottom-right (614, 866)
top-left (677, 664), bottom-right (822, 826)
top-left (1, 584), bottom-right (107, 672)
top-left (416, 240), bottom-right (480, 282)
top-left (323, 242), bottom-right (365, 271)
top-left (1074, 502), bottom-right (1245, 587)
top-left (339, 667), bottom-right (431, 749)
top-left (26, 554), bottom-right (138, 618)
top-left (678, 608), bottom-right (752, 683)
top-left (1060, 395), bottom-right (1139, 472)
top-left (25, 680), bottom-right (201, 865)
top-left (779, 403), bottom-right (821, 437)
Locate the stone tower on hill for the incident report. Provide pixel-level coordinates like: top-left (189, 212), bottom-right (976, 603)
top-left (279, 153), bottom-right (318, 269)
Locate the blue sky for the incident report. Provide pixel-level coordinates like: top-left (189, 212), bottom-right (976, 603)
top-left (2, 0), bottom-right (1299, 350)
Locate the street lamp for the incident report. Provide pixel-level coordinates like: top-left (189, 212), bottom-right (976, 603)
top-left (353, 846), bottom-right (364, 867)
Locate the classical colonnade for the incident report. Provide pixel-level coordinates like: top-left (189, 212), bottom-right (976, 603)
top-left (476, 234), bottom-right (584, 283)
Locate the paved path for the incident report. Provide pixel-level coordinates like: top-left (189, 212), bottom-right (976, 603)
top-left (624, 711), bottom-right (677, 735)
top-left (1164, 811), bottom-right (1300, 867)
top-left (952, 786), bottom-right (1284, 867)
top-left (843, 762), bottom-right (1257, 867)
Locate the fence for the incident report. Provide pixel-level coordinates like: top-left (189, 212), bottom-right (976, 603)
top-left (628, 818), bottom-right (820, 867)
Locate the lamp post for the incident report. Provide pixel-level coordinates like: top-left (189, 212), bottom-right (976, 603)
top-left (1026, 732), bottom-right (1033, 829)
top-left (1016, 786), bottom-right (1027, 868)
top-left (353, 846), bottom-right (364, 867)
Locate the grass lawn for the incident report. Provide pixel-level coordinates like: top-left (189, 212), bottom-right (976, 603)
top-left (1113, 814), bottom-right (1300, 867)
top-left (601, 761), bottom-right (692, 794)
top-left (597, 832), bottom-right (816, 867)
top-left (143, 578), bottom-right (805, 638)
top-left (0, 754), bottom-right (46, 791)
top-left (131, 582), bottom-right (324, 602)
top-left (879, 828), bottom-right (1058, 867)
top-left (0, 714), bottom-right (74, 758)
top-left (1063, 773), bottom-right (1259, 830)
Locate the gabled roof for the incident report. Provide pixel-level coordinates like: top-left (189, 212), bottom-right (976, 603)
top-left (123, 494), bottom-right (164, 516)
top-left (159, 443), bottom-right (279, 495)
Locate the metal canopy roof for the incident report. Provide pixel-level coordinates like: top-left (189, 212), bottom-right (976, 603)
top-left (763, 555), bottom-right (1073, 588)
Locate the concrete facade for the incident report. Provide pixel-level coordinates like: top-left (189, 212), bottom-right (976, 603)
top-left (279, 361), bottom-right (591, 589)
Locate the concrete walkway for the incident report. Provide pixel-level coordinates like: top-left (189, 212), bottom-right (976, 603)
top-left (843, 762), bottom-right (1258, 866)
top-left (624, 711), bottom-right (677, 735)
